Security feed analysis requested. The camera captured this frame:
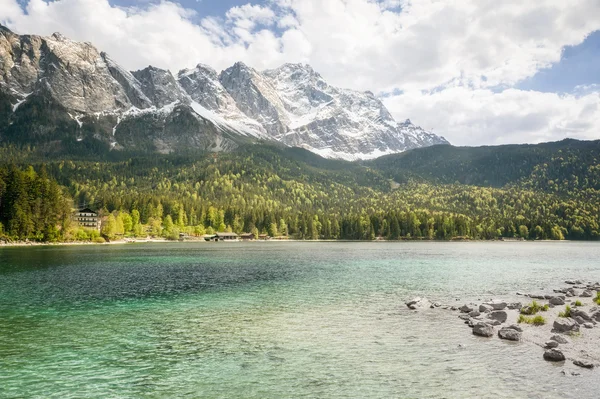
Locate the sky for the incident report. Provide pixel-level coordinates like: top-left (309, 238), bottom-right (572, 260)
top-left (1, 0), bottom-right (600, 146)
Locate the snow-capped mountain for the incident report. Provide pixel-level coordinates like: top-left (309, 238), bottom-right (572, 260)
top-left (0, 26), bottom-right (448, 160)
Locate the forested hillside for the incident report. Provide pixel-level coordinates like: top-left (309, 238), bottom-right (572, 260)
top-left (1, 140), bottom-right (599, 242)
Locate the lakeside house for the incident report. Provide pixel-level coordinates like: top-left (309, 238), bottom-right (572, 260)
top-left (258, 234), bottom-right (271, 240)
top-left (240, 233), bottom-right (255, 241)
top-left (73, 208), bottom-right (100, 230)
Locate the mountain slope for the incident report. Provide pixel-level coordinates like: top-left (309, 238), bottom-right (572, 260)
top-left (0, 25), bottom-right (447, 159)
top-left (368, 139), bottom-right (600, 193)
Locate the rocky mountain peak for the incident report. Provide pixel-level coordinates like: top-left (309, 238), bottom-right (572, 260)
top-left (131, 66), bottom-right (187, 108)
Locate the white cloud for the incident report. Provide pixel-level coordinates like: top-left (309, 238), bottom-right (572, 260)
top-left (0, 0), bottom-right (599, 145)
top-left (383, 88), bottom-right (600, 146)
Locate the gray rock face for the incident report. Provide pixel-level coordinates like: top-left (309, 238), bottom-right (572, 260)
top-left (0, 27), bottom-right (449, 158)
top-left (0, 28), bottom-right (130, 113)
top-left (543, 349), bottom-right (566, 362)
top-left (131, 66), bottom-right (188, 108)
top-left (498, 328), bottom-right (521, 341)
top-left (473, 323), bottom-right (494, 337)
top-left (553, 318), bottom-right (580, 333)
top-left (487, 311), bottom-right (508, 323)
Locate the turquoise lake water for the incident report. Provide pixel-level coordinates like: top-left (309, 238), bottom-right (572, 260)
top-left (1, 242), bottom-right (599, 398)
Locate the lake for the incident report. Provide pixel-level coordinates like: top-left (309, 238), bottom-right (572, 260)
top-left (1, 242), bottom-right (599, 398)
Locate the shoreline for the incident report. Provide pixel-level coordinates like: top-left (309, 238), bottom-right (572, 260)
top-left (0, 238), bottom-right (595, 248)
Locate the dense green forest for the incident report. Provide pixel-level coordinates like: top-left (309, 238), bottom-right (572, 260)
top-left (1, 139), bottom-right (599, 242)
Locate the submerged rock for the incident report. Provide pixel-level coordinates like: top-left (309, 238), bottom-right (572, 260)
top-left (550, 335), bottom-right (570, 344)
top-left (406, 297), bottom-right (432, 310)
top-left (543, 349), bottom-right (566, 362)
top-left (460, 304), bottom-right (474, 313)
top-left (487, 310), bottom-right (508, 324)
top-left (473, 323), bottom-right (494, 337)
top-left (573, 359), bottom-right (595, 369)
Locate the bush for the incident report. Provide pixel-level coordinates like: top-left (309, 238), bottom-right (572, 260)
top-left (520, 300), bottom-right (547, 315)
top-left (518, 314), bottom-right (546, 325)
top-left (574, 300), bottom-right (583, 307)
top-left (595, 292), bottom-right (600, 305)
top-left (558, 305), bottom-right (572, 318)
top-left (93, 236), bottom-right (106, 244)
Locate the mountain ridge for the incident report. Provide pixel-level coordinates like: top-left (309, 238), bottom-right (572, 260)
top-left (0, 25), bottom-right (448, 160)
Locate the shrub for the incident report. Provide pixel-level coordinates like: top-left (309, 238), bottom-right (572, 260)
top-left (574, 300), bottom-right (583, 307)
top-left (558, 305), bottom-right (572, 318)
top-left (520, 300), bottom-right (547, 315)
top-left (595, 292), bottom-right (600, 305)
top-left (518, 314), bottom-right (546, 325)
top-left (93, 236), bottom-right (106, 244)
top-left (532, 315), bottom-right (546, 325)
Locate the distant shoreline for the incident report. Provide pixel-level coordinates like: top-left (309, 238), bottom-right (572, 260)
top-left (0, 238), bottom-right (592, 248)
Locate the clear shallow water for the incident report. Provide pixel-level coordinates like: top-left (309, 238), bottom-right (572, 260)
top-left (1, 242), bottom-right (599, 398)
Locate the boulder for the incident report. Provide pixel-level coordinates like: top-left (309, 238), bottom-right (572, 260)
top-left (543, 349), bottom-right (566, 362)
top-left (580, 290), bottom-right (593, 298)
top-left (583, 323), bottom-right (594, 329)
top-left (406, 297), bottom-right (433, 310)
top-left (507, 302), bottom-right (522, 310)
top-left (460, 304), bottom-right (474, 313)
top-left (571, 309), bottom-right (592, 322)
top-left (487, 319), bottom-right (502, 326)
top-left (550, 297), bottom-right (565, 306)
top-left (472, 323), bottom-right (494, 337)
top-left (469, 310), bottom-right (481, 318)
top-left (487, 310), bottom-right (508, 323)
top-left (553, 318), bottom-right (580, 333)
top-left (484, 300), bottom-right (507, 310)
top-left (573, 316), bottom-right (587, 325)
top-left (529, 294), bottom-right (546, 300)
top-left (498, 328), bottom-right (521, 341)
top-left (458, 314), bottom-right (471, 321)
top-left (545, 340), bottom-right (559, 349)
top-left (550, 335), bottom-right (570, 344)
top-left (573, 360), bottom-right (595, 369)
top-left (565, 280), bottom-right (577, 285)
top-left (507, 324), bottom-right (523, 332)
top-left (479, 304), bottom-right (494, 313)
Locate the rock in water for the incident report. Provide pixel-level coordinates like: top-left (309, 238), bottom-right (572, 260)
top-left (487, 311), bottom-right (508, 323)
top-left (553, 318), bottom-right (580, 333)
top-left (479, 304), bottom-right (493, 313)
top-left (573, 360), bottom-right (595, 369)
top-left (473, 323), bottom-right (494, 337)
top-left (543, 349), bottom-right (566, 362)
top-left (406, 297), bottom-right (432, 310)
top-left (460, 304), bottom-right (474, 313)
top-left (498, 328), bottom-right (521, 341)
top-left (484, 300), bottom-right (507, 310)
